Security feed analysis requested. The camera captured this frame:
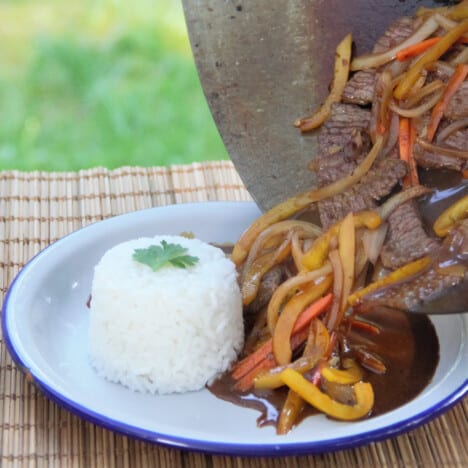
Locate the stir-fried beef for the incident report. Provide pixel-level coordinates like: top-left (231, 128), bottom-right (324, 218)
top-left (342, 18), bottom-right (419, 107)
top-left (317, 103), bottom-right (371, 151)
top-left (314, 103), bottom-right (406, 228)
top-left (308, 12), bottom-right (466, 312)
top-left (342, 70), bottom-right (376, 106)
top-left (414, 128), bottom-right (468, 172)
top-left (444, 82), bottom-right (468, 120)
top-left (358, 221), bottom-right (468, 312)
top-left (357, 267), bottom-right (461, 312)
top-left (380, 200), bottom-right (438, 269)
top-left (314, 129), bottom-right (372, 185)
top-left (319, 158), bottom-right (407, 228)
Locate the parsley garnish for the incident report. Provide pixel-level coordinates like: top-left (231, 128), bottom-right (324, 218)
top-left (132, 241), bottom-right (199, 271)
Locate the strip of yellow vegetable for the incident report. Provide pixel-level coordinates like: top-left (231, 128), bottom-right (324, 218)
top-left (321, 358), bottom-right (364, 385)
top-left (301, 210), bottom-right (381, 271)
top-left (276, 320), bottom-right (330, 434)
top-left (338, 213), bottom-right (355, 316)
top-left (417, 1), bottom-right (468, 20)
top-left (433, 195), bottom-right (468, 237)
top-left (254, 354), bottom-right (322, 390)
top-left (394, 19), bottom-right (468, 100)
top-left (272, 276), bottom-right (333, 365)
top-left (295, 34), bottom-right (352, 132)
top-left (267, 265), bottom-right (333, 333)
top-left (348, 256), bottom-right (432, 306)
top-left (446, 1), bottom-right (468, 20)
top-left (280, 368), bottom-right (374, 421)
top-left (232, 137), bottom-right (384, 266)
top-left (256, 319), bottom-right (330, 389)
top-left (277, 389), bottom-right (305, 434)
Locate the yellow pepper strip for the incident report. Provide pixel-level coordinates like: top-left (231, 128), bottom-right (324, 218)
top-left (272, 276), bottom-right (333, 365)
top-left (277, 389), bottom-right (305, 435)
top-left (255, 318), bottom-right (330, 390)
top-left (338, 213), bottom-right (355, 316)
top-left (267, 266), bottom-right (332, 333)
top-left (295, 34), bottom-right (352, 132)
top-left (321, 358), bottom-right (364, 385)
top-left (447, 1), bottom-right (468, 20)
top-left (394, 19), bottom-right (468, 100)
top-left (254, 354), bottom-right (321, 390)
top-left (302, 210), bottom-right (381, 271)
top-left (280, 368), bottom-right (374, 421)
top-left (416, 2), bottom-right (468, 19)
top-left (433, 195), bottom-right (468, 237)
top-left (348, 256), bottom-right (432, 306)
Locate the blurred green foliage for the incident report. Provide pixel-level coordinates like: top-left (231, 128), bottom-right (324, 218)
top-left (0, 0), bottom-right (228, 171)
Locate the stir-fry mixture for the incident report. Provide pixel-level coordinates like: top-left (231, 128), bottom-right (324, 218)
top-left (225, 3), bottom-right (468, 434)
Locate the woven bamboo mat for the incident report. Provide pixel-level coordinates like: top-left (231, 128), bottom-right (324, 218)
top-left (0, 163), bottom-right (466, 468)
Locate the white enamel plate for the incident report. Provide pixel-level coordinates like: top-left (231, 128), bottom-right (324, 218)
top-left (2, 202), bottom-right (467, 455)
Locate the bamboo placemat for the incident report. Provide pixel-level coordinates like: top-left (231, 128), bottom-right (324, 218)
top-left (0, 163), bottom-right (466, 467)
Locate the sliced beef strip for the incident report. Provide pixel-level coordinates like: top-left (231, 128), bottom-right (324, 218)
top-left (317, 103), bottom-right (371, 152)
top-left (342, 17), bottom-right (419, 107)
top-left (414, 128), bottom-right (468, 172)
top-left (444, 82), bottom-right (468, 120)
top-left (357, 267), bottom-right (461, 312)
top-left (342, 70), bottom-right (376, 106)
top-left (314, 103), bottom-right (406, 228)
top-left (380, 200), bottom-right (439, 269)
top-left (314, 129), bottom-right (372, 185)
top-left (357, 221), bottom-right (467, 312)
top-left (318, 158), bottom-right (407, 228)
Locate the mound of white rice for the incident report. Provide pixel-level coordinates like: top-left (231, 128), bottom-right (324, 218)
top-left (88, 235), bottom-right (244, 394)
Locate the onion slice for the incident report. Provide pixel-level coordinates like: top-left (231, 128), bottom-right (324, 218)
top-left (389, 89), bottom-right (444, 118)
top-left (351, 16), bottom-right (439, 71)
top-left (362, 223), bottom-right (389, 265)
top-left (436, 118), bottom-right (468, 142)
top-left (378, 185), bottom-right (432, 220)
top-left (417, 137), bottom-right (468, 160)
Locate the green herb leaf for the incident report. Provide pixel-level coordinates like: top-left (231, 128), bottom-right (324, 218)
top-left (132, 241), bottom-right (199, 272)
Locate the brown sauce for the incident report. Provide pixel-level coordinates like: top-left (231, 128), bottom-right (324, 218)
top-left (208, 308), bottom-right (439, 430)
top-left (417, 175), bottom-right (468, 231)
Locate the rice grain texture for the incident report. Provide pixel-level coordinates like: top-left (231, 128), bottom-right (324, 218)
top-left (88, 235), bottom-right (243, 394)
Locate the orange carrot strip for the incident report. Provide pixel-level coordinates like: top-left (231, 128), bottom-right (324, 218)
top-left (396, 36), bottom-right (468, 62)
top-left (233, 356), bottom-right (276, 392)
top-left (408, 120), bottom-right (419, 186)
top-left (233, 327), bottom-right (310, 391)
top-left (463, 169), bottom-right (468, 179)
top-left (231, 293), bottom-right (332, 380)
top-left (427, 64), bottom-right (468, 142)
top-left (399, 117), bottom-right (411, 188)
top-left (399, 117), bottom-right (419, 187)
top-left (396, 37), bottom-right (441, 61)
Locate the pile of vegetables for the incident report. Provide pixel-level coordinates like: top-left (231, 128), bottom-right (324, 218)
top-left (229, 2), bottom-right (468, 435)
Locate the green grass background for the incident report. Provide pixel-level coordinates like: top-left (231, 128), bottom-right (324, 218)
top-left (0, 0), bottom-right (228, 171)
